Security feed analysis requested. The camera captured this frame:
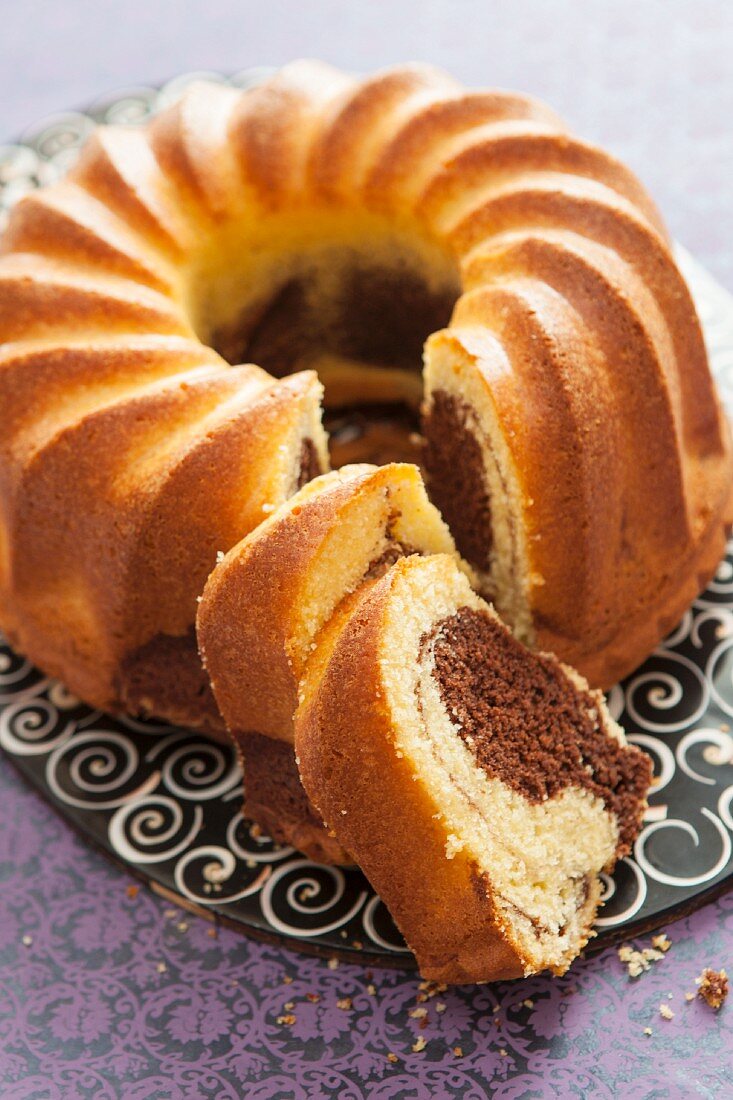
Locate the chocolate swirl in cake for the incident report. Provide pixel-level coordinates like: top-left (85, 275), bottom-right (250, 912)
top-left (428, 608), bottom-right (651, 853)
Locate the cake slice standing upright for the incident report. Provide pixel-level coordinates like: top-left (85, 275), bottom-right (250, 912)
top-left (295, 554), bottom-right (652, 982)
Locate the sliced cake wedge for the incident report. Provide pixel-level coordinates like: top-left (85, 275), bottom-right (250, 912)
top-left (295, 553), bottom-right (651, 982)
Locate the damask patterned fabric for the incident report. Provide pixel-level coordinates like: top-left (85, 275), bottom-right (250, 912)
top-left (1, 762), bottom-right (731, 1098)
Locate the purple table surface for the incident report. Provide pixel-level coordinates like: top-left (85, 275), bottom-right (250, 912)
top-left (1, 761), bottom-right (731, 1099)
top-left (1, 1), bottom-right (733, 1095)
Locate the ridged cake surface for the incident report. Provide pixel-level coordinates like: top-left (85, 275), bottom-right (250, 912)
top-left (0, 61), bottom-right (730, 724)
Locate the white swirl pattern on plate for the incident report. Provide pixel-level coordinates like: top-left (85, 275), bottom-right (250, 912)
top-left (260, 861), bottom-right (368, 938)
top-left (109, 798), bottom-right (205, 864)
top-left (595, 859), bottom-right (648, 927)
top-left (1, 72), bottom-right (733, 957)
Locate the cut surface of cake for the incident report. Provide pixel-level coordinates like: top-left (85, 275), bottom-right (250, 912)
top-left (197, 461), bottom-right (467, 859)
top-left (295, 554), bottom-right (652, 982)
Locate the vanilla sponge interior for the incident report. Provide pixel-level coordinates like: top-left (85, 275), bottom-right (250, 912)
top-left (378, 555), bottom-right (625, 974)
top-left (288, 464), bottom-right (465, 679)
top-left (423, 330), bottom-right (534, 645)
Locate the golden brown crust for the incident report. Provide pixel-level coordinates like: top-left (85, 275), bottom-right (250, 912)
top-left (197, 463), bottom-right (459, 860)
top-left (0, 58), bottom-right (730, 731)
top-left (147, 82), bottom-right (242, 220)
top-left (2, 366), bottom-right (325, 717)
top-left (198, 467), bottom-right (377, 744)
top-left (295, 573), bottom-right (526, 982)
top-left (197, 462), bottom-right (456, 741)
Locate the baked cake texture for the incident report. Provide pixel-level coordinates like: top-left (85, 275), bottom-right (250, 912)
top-left (295, 554), bottom-right (652, 982)
top-left (0, 61), bottom-right (730, 728)
top-left (198, 462), bottom-right (467, 860)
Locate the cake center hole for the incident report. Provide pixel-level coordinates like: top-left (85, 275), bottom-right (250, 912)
top-left (207, 248), bottom-right (459, 467)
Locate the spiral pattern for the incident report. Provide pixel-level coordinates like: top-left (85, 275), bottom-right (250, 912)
top-left (260, 861), bottom-right (368, 938)
top-left (0, 697), bottom-right (75, 756)
top-left (109, 797), bottom-right (204, 864)
top-left (0, 634), bottom-right (50, 704)
top-left (148, 736), bottom-right (241, 801)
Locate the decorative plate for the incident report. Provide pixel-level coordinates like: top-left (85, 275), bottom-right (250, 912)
top-left (1, 72), bottom-right (733, 969)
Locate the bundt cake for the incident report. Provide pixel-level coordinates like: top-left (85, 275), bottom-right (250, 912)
top-left (295, 554), bottom-right (652, 982)
top-left (197, 461), bottom-right (468, 860)
top-left (0, 59), bottom-right (730, 728)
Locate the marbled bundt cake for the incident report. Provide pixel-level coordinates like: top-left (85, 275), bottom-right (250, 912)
top-left (295, 554), bottom-right (652, 982)
top-left (0, 59), bottom-right (730, 727)
top-left (198, 461), bottom-right (467, 860)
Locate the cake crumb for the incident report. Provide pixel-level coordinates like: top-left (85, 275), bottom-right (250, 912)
top-left (306, 992), bottom-right (320, 1004)
top-left (412, 1036), bottom-right (427, 1053)
top-left (176, 921), bottom-right (188, 933)
top-left (499, 1048), bottom-right (508, 1057)
top-left (283, 975), bottom-right (293, 985)
top-left (367, 984), bottom-right (377, 996)
top-left (337, 997), bottom-right (352, 1011)
top-left (21, 935), bottom-right (32, 947)
top-left (126, 884), bottom-right (139, 899)
top-left (651, 934), bottom-right (672, 953)
top-left (206, 927), bottom-right (217, 939)
top-left (409, 1006), bottom-right (428, 1019)
top-left (327, 957), bottom-right (339, 971)
top-left (618, 942), bottom-right (665, 977)
top-left (452, 1046), bottom-right (463, 1057)
top-left (156, 962), bottom-right (167, 974)
top-left (276, 1014), bottom-right (296, 1027)
top-left (284, 1001), bottom-right (294, 1011)
top-left (417, 980), bottom-right (448, 1000)
top-left (659, 1003), bottom-right (674, 1020)
top-left (643, 1027), bottom-right (653, 1036)
top-left (436, 1001), bottom-right (446, 1013)
top-left (696, 968), bottom-right (729, 1010)
top-left (523, 998), bottom-right (534, 1009)
top-left (685, 991), bottom-right (695, 1002)
top-left (387, 1053), bottom-right (398, 1064)
top-left (164, 908), bottom-right (177, 919)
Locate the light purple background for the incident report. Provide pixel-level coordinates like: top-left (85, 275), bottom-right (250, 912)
top-left (2, 0), bottom-right (733, 292)
top-left (0, 1), bottom-right (732, 1095)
